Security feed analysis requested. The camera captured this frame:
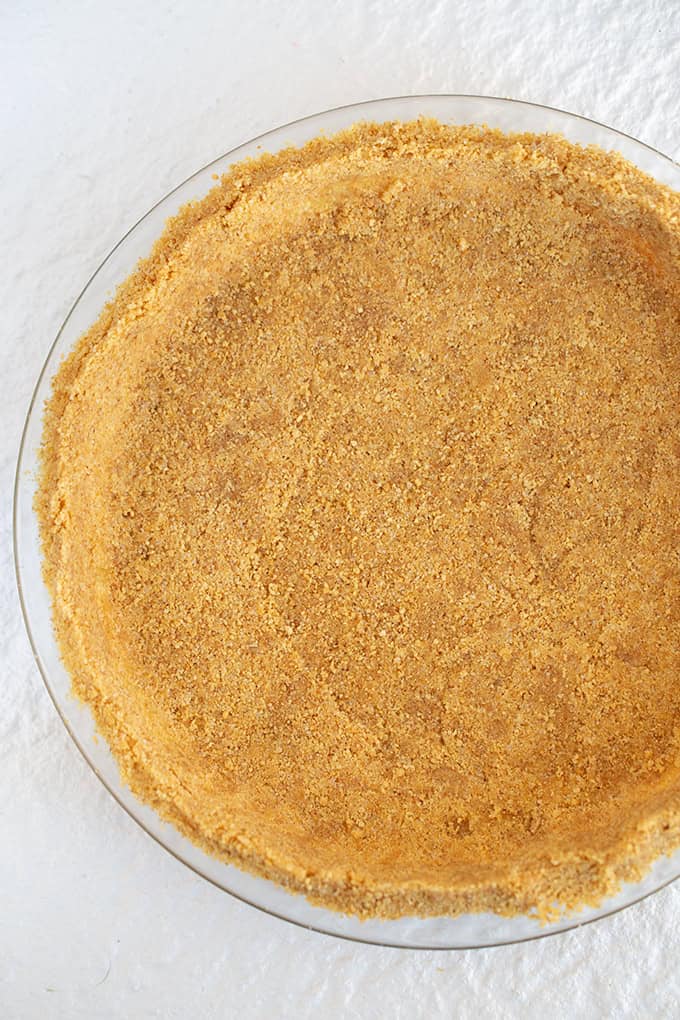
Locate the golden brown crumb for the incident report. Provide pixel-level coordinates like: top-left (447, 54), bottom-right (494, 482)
top-left (37, 119), bottom-right (680, 919)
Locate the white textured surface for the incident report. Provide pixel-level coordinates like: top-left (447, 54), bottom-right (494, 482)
top-left (2, 1), bottom-right (680, 1016)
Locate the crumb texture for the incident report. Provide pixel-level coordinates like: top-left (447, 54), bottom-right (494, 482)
top-left (38, 119), bottom-right (680, 919)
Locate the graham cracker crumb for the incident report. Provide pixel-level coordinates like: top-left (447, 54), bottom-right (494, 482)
top-left (37, 119), bottom-right (680, 920)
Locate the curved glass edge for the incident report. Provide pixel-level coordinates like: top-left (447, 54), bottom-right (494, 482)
top-left (13, 95), bottom-right (680, 950)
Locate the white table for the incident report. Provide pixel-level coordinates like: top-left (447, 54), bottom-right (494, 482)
top-left (3, 2), bottom-right (679, 1016)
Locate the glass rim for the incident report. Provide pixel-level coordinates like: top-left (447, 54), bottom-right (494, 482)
top-left (13, 93), bottom-right (680, 950)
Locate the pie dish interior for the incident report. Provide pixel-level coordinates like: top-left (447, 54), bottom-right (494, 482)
top-left (36, 117), bottom-right (680, 920)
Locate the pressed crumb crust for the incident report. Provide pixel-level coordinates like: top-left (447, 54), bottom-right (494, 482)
top-left (37, 120), bottom-right (680, 920)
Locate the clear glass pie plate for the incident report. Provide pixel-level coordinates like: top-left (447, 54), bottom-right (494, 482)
top-left (14, 95), bottom-right (680, 949)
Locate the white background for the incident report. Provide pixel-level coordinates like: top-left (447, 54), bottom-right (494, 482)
top-left (2, 2), bottom-right (680, 1017)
